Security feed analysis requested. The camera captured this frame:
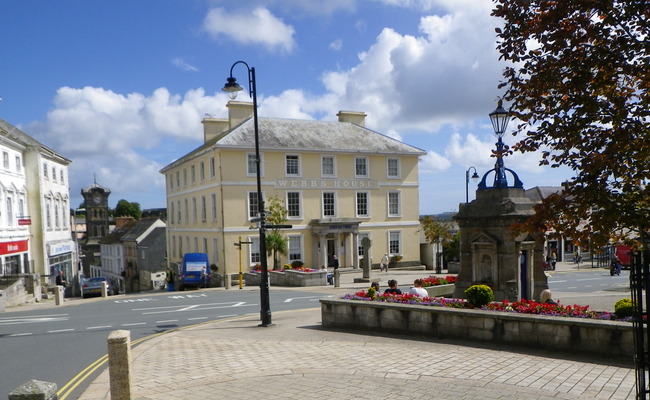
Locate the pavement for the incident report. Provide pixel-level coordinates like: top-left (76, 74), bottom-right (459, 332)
top-left (9, 261), bottom-right (637, 399)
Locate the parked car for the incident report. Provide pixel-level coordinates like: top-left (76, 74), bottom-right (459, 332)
top-left (82, 276), bottom-right (118, 298)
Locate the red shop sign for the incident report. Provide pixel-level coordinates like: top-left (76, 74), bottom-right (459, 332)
top-left (0, 240), bottom-right (28, 255)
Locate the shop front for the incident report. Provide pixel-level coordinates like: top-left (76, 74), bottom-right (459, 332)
top-left (0, 239), bottom-right (29, 276)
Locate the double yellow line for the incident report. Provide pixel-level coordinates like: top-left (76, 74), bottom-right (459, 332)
top-left (56, 321), bottom-right (212, 400)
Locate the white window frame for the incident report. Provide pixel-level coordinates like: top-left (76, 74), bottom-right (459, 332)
top-left (246, 152), bottom-right (264, 177)
top-left (211, 193), bottom-right (217, 222)
top-left (321, 155), bottom-right (336, 177)
top-left (322, 191), bottom-right (336, 217)
top-left (6, 195), bottom-right (13, 227)
top-left (355, 157), bottom-right (368, 178)
top-left (285, 154), bottom-right (301, 177)
top-left (201, 196), bottom-right (207, 222)
top-left (388, 191), bottom-right (401, 217)
top-left (288, 235), bottom-right (303, 262)
top-left (286, 191), bottom-right (302, 219)
top-left (355, 191), bottom-right (370, 218)
top-left (387, 158), bottom-right (400, 179)
top-left (210, 157), bottom-right (216, 178)
top-left (250, 236), bottom-right (261, 265)
top-left (388, 230), bottom-right (402, 255)
top-left (248, 191), bottom-right (264, 220)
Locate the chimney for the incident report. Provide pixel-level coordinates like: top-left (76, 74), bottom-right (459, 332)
top-left (115, 216), bottom-right (135, 229)
top-left (202, 117), bottom-right (229, 143)
top-left (337, 110), bottom-right (367, 127)
top-left (227, 101), bottom-right (254, 130)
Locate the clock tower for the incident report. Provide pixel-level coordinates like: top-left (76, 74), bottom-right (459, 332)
top-left (81, 181), bottom-right (111, 239)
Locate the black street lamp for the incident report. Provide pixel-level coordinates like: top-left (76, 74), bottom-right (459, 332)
top-left (488, 99), bottom-right (510, 188)
top-left (465, 166), bottom-right (479, 203)
top-left (221, 61), bottom-right (272, 327)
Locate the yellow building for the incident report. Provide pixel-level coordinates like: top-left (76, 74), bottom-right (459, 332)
top-left (160, 101), bottom-right (425, 284)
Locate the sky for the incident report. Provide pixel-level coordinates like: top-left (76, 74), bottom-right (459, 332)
top-left (0, 0), bottom-right (573, 215)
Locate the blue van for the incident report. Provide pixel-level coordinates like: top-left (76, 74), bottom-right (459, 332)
top-left (178, 253), bottom-right (210, 290)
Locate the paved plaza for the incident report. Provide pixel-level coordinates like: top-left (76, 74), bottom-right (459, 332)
top-left (72, 262), bottom-right (635, 400)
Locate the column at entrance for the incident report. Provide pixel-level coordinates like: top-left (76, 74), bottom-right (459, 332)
top-left (309, 218), bottom-right (362, 271)
top-left (319, 235), bottom-right (327, 270)
top-left (352, 232), bottom-right (359, 269)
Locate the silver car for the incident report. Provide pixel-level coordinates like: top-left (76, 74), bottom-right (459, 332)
top-left (82, 276), bottom-right (118, 298)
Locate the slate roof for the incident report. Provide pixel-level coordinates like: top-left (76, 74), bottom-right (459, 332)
top-left (138, 227), bottom-right (166, 247)
top-left (121, 218), bottom-right (164, 242)
top-left (99, 220), bottom-right (137, 244)
top-left (525, 186), bottom-right (562, 202)
top-left (162, 116), bottom-right (426, 171)
top-left (218, 118), bottom-right (426, 154)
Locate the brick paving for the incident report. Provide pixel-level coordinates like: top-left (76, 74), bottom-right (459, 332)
top-left (77, 262), bottom-right (636, 400)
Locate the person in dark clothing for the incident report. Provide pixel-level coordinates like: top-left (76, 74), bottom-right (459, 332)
top-left (383, 279), bottom-right (402, 295)
top-left (55, 270), bottom-right (67, 287)
top-left (331, 255), bottom-right (339, 270)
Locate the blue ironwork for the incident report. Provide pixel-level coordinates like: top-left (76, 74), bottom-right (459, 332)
top-left (477, 99), bottom-right (524, 190)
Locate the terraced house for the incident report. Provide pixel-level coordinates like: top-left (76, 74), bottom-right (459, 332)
top-left (160, 101), bottom-right (425, 285)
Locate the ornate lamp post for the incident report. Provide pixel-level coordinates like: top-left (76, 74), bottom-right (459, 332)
top-left (488, 99), bottom-right (511, 188)
top-left (465, 166), bottom-right (479, 203)
top-left (221, 61), bottom-right (272, 327)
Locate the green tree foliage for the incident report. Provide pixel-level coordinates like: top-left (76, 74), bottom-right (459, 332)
top-left (420, 215), bottom-right (453, 245)
top-left (114, 199), bottom-right (142, 220)
top-left (265, 197), bottom-right (289, 269)
top-left (493, 1), bottom-right (649, 248)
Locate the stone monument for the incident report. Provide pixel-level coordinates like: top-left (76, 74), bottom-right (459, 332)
top-left (453, 100), bottom-right (547, 302)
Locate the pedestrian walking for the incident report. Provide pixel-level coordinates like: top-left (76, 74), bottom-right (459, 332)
top-left (380, 253), bottom-right (389, 272)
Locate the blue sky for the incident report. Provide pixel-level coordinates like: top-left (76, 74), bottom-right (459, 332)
top-left (0, 0), bottom-right (572, 214)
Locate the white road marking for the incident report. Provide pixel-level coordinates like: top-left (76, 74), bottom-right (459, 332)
top-left (134, 302), bottom-right (249, 315)
top-left (188, 317), bottom-right (208, 321)
top-left (122, 322), bottom-right (146, 327)
top-left (8, 333), bottom-right (33, 337)
top-left (156, 320), bottom-right (179, 324)
top-left (87, 325), bottom-right (112, 330)
top-left (284, 296), bottom-right (323, 303)
top-left (48, 329), bottom-right (74, 333)
top-left (0, 314), bottom-right (69, 325)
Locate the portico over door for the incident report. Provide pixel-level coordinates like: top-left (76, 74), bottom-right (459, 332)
top-left (310, 218), bottom-right (361, 270)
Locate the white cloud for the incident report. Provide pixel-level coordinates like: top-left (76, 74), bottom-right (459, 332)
top-left (315, 0), bottom-right (506, 136)
top-left (30, 86), bottom-right (228, 208)
top-left (171, 58), bottom-right (199, 72)
top-left (202, 7), bottom-right (296, 53)
top-left (329, 39), bottom-right (343, 51)
top-left (419, 151), bottom-right (451, 173)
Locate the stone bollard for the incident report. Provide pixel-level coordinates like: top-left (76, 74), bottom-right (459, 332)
top-left (54, 286), bottom-right (64, 306)
top-left (334, 270), bottom-right (340, 287)
top-left (9, 379), bottom-right (57, 400)
top-left (107, 330), bottom-right (132, 400)
top-left (101, 281), bottom-right (108, 298)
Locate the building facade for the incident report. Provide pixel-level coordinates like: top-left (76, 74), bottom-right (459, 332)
top-left (160, 102), bottom-right (425, 284)
top-left (0, 119), bottom-right (74, 289)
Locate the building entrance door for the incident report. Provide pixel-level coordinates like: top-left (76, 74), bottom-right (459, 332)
top-left (327, 239), bottom-right (336, 268)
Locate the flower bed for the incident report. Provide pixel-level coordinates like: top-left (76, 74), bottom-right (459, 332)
top-left (344, 289), bottom-right (623, 321)
top-left (320, 297), bottom-right (634, 361)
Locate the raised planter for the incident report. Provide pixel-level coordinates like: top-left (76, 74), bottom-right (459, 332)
top-left (284, 270), bottom-right (327, 286)
top-left (320, 298), bottom-right (634, 361)
top-left (244, 270), bottom-right (327, 287)
top-left (424, 284), bottom-right (454, 297)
